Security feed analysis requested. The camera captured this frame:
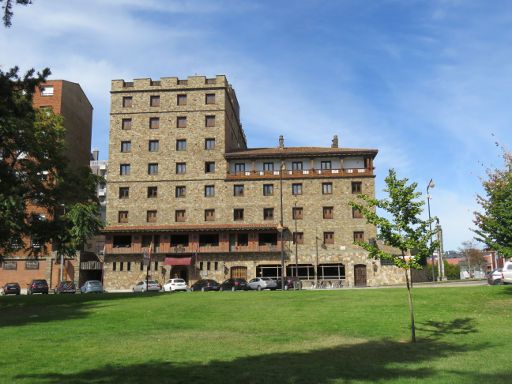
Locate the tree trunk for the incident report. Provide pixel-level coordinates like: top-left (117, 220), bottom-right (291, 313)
top-left (404, 268), bottom-right (416, 343)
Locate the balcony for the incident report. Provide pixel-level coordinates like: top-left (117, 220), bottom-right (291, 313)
top-left (226, 168), bottom-right (373, 180)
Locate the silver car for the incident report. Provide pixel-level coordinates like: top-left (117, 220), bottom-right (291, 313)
top-left (80, 280), bottom-right (104, 294)
top-left (248, 277), bottom-right (277, 291)
top-left (132, 280), bottom-right (162, 292)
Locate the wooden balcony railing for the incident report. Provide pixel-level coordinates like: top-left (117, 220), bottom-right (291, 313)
top-left (226, 168), bottom-right (373, 180)
top-left (106, 242), bottom-right (283, 255)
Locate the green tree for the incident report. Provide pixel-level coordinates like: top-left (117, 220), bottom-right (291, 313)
top-left (459, 240), bottom-right (486, 277)
top-left (350, 169), bottom-right (438, 343)
top-left (1, 0), bottom-right (32, 27)
top-left (0, 67), bottom-right (102, 263)
top-left (473, 150), bottom-right (512, 258)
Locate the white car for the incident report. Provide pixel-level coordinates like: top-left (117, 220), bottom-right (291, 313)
top-left (163, 278), bottom-right (188, 292)
top-left (501, 261), bottom-right (512, 284)
top-left (248, 277), bottom-right (277, 291)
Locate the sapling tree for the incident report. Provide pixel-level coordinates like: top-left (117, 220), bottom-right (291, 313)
top-left (350, 169), bottom-right (438, 343)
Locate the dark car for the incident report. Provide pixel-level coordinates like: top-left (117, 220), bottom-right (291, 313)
top-left (191, 279), bottom-right (220, 292)
top-left (27, 279), bottom-right (49, 295)
top-left (219, 278), bottom-right (249, 291)
top-left (2, 282), bottom-right (21, 295)
top-left (276, 276), bottom-right (302, 290)
top-left (54, 281), bottom-right (76, 294)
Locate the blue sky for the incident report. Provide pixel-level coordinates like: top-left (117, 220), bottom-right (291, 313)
top-left (2, 0), bottom-right (511, 250)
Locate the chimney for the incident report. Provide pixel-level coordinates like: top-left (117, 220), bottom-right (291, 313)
top-left (279, 135), bottom-right (284, 149)
top-left (92, 148), bottom-right (99, 161)
top-left (331, 135), bottom-right (339, 148)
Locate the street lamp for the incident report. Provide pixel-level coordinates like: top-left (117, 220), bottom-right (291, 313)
top-left (294, 200), bottom-right (299, 286)
top-left (426, 179), bottom-right (436, 282)
top-left (278, 160), bottom-right (285, 290)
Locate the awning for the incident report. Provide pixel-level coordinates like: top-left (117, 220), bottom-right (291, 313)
top-left (165, 257), bottom-right (192, 266)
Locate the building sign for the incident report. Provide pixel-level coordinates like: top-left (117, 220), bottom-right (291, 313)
top-left (2, 261), bottom-right (17, 270)
top-left (25, 260), bottom-right (39, 270)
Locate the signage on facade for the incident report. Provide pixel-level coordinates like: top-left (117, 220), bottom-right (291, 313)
top-left (25, 260), bottom-right (39, 270)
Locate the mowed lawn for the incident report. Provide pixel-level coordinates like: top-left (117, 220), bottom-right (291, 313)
top-left (1, 286), bottom-right (511, 384)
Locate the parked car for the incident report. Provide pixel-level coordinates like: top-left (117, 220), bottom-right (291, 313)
top-left (80, 280), bottom-right (104, 294)
top-left (1, 282), bottom-right (21, 295)
top-left (54, 281), bottom-right (77, 294)
top-left (276, 276), bottom-right (302, 290)
top-left (133, 280), bottom-right (162, 293)
top-left (219, 278), bottom-right (249, 291)
top-left (501, 261), bottom-right (512, 284)
top-left (487, 268), bottom-right (503, 285)
top-left (248, 277), bottom-right (277, 291)
top-left (190, 279), bottom-right (220, 292)
top-left (163, 278), bottom-right (188, 292)
top-left (27, 279), bottom-right (49, 295)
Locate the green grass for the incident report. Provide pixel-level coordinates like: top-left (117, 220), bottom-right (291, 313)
top-left (1, 286), bottom-right (511, 383)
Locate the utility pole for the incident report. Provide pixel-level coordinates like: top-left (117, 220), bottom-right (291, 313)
top-left (436, 221), bottom-right (445, 280)
top-left (426, 179), bottom-right (436, 282)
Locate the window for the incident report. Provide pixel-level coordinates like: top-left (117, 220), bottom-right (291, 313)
top-left (292, 207), bottom-right (303, 220)
top-left (322, 182), bottom-right (333, 195)
top-left (352, 182), bottom-right (362, 194)
top-left (238, 233), bottom-right (249, 246)
top-left (175, 210), bottom-right (186, 222)
top-left (127, 262), bottom-right (131, 272)
top-left (119, 187), bottom-right (129, 199)
top-left (207, 261), bottom-right (211, 270)
top-left (321, 161), bottom-right (332, 170)
top-left (205, 162), bottom-right (215, 173)
top-left (41, 86), bottom-right (54, 96)
top-left (205, 209), bottom-right (215, 221)
top-left (149, 140), bottom-right (159, 152)
top-left (323, 232), bottom-right (334, 244)
top-left (147, 186), bottom-right (157, 198)
top-left (118, 211), bottom-right (128, 223)
top-left (120, 141), bottom-right (131, 153)
top-left (263, 208), bottom-right (274, 220)
top-left (352, 207), bottom-right (363, 219)
top-left (149, 117), bottom-right (159, 129)
top-left (113, 262), bottom-right (117, 271)
top-left (234, 163), bottom-right (245, 173)
top-left (214, 261), bottom-right (218, 271)
top-left (263, 162), bottom-right (274, 172)
top-left (122, 118), bottom-right (132, 130)
top-left (292, 183), bottom-right (302, 195)
top-left (293, 232), bottom-right (304, 245)
top-left (205, 138), bottom-right (215, 150)
top-left (323, 206), bottom-right (333, 219)
top-left (205, 93), bottom-right (215, 104)
top-left (150, 95), bottom-right (160, 107)
top-left (204, 185), bottom-right (215, 197)
top-left (292, 161), bottom-right (303, 171)
top-left (205, 115), bottom-right (215, 127)
top-left (120, 164), bottom-right (130, 175)
top-left (140, 262), bottom-right (144, 271)
top-left (148, 163), bottom-right (158, 175)
top-left (120, 262), bottom-right (125, 273)
top-left (234, 208), bottom-right (244, 221)
top-left (175, 186), bottom-right (186, 197)
top-left (176, 163), bottom-right (186, 174)
top-left (263, 184), bottom-right (273, 196)
top-left (176, 139), bottom-right (187, 151)
top-left (122, 96), bottom-right (132, 107)
top-left (177, 116), bottom-right (187, 128)
top-left (353, 231), bottom-right (364, 242)
top-left (154, 261), bottom-right (158, 270)
top-left (177, 94), bottom-right (187, 106)
top-left (147, 210), bottom-right (157, 223)
top-left (234, 184), bottom-right (244, 196)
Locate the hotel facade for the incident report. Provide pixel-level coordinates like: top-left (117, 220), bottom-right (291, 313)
top-left (104, 75), bottom-right (404, 289)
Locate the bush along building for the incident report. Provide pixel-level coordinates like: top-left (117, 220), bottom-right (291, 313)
top-left (103, 75), bottom-right (404, 290)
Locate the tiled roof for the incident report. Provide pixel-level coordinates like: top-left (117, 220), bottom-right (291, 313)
top-left (103, 223), bottom-right (282, 233)
top-left (225, 147), bottom-right (378, 159)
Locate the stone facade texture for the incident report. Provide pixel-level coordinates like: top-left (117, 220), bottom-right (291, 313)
top-left (104, 75), bottom-right (405, 290)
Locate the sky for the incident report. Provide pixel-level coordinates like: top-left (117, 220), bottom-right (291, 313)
top-left (1, 0), bottom-right (511, 251)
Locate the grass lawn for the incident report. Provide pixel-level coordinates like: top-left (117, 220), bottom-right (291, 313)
top-left (1, 285), bottom-right (511, 383)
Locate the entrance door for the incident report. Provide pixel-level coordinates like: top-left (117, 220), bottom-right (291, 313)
top-left (354, 264), bottom-right (367, 287)
top-left (230, 266), bottom-right (247, 279)
top-left (171, 266), bottom-right (188, 282)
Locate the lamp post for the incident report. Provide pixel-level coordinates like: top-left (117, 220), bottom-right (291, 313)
top-left (278, 161), bottom-right (285, 290)
top-left (315, 228), bottom-right (319, 288)
top-left (294, 201), bottom-right (299, 286)
top-left (426, 179), bottom-right (436, 282)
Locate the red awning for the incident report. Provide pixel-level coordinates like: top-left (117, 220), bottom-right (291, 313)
top-left (165, 257), bottom-right (192, 266)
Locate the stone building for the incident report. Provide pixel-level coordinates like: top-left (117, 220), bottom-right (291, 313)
top-left (0, 81), bottom-right (93, 289)
top-left (103, 75), bottom-right (404, 290)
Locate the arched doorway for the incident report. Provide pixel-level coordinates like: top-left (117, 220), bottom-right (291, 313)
top-left (354, 264), bottom-right (367, 287)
